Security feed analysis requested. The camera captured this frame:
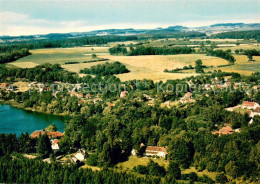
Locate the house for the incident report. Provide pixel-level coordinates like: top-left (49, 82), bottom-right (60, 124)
top-left (145, 146), bottom-right (167, 158)
top-left (131, 149), bottom-right (137, 156)
top-left (75, 149), bottom-right (86, 161)
top-left (93, 98), bottom-right (102, 104)
top-left (0, 83), bottom-right (8, 88)
top-left (180, 92), bottom-right (194, 104)
top-left (30, 130), bottom-right (64, 139)
top-left (70, 91), bottom-right (83, 98)
top-left (143, 94), bottom-right (154, 101)
top-left (252, 85), bottom-right (260, 91)
top-left (77, 93), bottom-right (83, 98)
top-left (241, 101), bottom-right (259, 110)
top-left (213, 126), bottom-right (234, 136)
top-left (51, 139), bottom-right (59, 151)
top-left (253, 107), bottom-right (260, 116)
top-left (223, 81), bottom-right (231, 88)
top-left (120, 91), bottom-right (128, 98)
top-left (204, 84), bottom-right (213, 91)
top-left (86, 93), bottom-right (91, 99)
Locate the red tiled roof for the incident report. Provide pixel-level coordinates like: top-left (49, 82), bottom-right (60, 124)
top-left (213, 126), bottom-right (233, 135)
top-left (219, 126), bottom-right (233, 135)
top-left (242, 101), bottom-right (256, 107)
top-left (145, 146), bottom-right (167, 154)
top-left (184, 92), bottom-right (192, 98)
top-left (30, 130), bottom-right (64, 139)
top-left (0, 83), bottom-right (7, 87)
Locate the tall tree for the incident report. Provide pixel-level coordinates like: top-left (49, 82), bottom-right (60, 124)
top-left (37, 133), bottom-right (52, 158)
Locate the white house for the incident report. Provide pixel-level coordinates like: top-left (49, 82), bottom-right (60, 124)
top-left (120, 91), bottom-right (128, 98)
top-left (75, 149), bottom-right (86, 161)
top-left (145, 146), bottom-right (167, 158)
top-left (131, 149), bottom-right (137, 156)
top-left (51, 139), bottom-right (59, 151)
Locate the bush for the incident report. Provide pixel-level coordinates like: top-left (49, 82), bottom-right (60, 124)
top-left (167, 161), bottom-right (181, 179)
top-left (133, 165), bottom-right (148, 174)
top-left (216, 173), bottom-right (228, 183)
top-left (86, 153), bottom-right (98, 166)
top-left (188, 172), bottom-right (198, 181)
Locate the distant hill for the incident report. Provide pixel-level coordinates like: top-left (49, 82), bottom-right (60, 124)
top-left (210, 23), bottom-right (245, 27)
top-left (1, 23), bottom-right (259, 43)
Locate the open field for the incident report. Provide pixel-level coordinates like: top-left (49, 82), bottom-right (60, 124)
top-left (11, 62), bottom-right (39, 68)
top-left (205, 55), bottom-right (260, 75)
top-left (11, 46), bottom-right (109, 66)
top-left (63, 54), bottom-right (228, 82)
top-left (9, 44), bottom-right (260, 82)
top-left (103, 54), bottom-right (228, 82)
top-left (217, 44), bottom-right (260, 52)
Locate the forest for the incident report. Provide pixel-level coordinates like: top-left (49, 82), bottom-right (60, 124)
top-left (211, 30), bottom-right (260, 41)
top-left (0, 48), bottom-right (31, 64)
top-left (80, 62), bottom-right (130, 76)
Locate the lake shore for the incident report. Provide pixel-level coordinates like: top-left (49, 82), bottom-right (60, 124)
top-left (0, 99), bottom-right (70, 118)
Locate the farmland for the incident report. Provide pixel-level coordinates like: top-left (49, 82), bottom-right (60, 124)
top-left (11, 46), bottom-right (109, 66)
top-left (9, 38), bottom-right (260, 82)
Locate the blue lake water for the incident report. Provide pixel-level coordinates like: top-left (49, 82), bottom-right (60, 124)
top-left (0, 104), bottom-right (65, 136)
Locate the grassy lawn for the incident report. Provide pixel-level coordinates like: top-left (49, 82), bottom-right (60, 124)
top-left (116, 155), bottom-right (169, 171)
top-left (181, 167), bottom-right (219, 181)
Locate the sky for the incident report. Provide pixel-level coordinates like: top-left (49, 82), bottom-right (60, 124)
top-left (0, 0), bottom-right (259, 36)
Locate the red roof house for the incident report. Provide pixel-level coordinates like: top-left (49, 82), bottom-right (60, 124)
top-left (145, 146), bottom-right (167, 157)
top-left (241, 101), bottom-right (259, 109)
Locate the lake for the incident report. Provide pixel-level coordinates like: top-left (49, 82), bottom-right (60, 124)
top-left (0, 104), bottom-right (65, 136)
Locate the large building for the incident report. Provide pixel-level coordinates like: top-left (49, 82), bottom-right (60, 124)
top-left (241, 101), bottom-right (259, 110)
top-left (145, 146), bottom-right (167, 158)
top-left (30, 130), bottom-right (64, 139)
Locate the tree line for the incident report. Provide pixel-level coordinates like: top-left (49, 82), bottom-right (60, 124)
top-left (109, 45), bottom-right (195, 56)
top-left (206, 49), bottom-right (236, 64)
top-left (0, 35), bottom-right (138, 52)
top-left (0, 48), bottom-right (30, 64)
top-left (80, 62), bottom-right (130, 76)
top-left (211, 30), bottom-right (260, 41)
